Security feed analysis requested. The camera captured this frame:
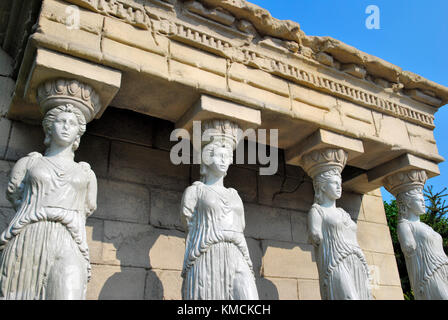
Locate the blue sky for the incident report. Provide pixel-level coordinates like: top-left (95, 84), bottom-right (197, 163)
top-left (249, 0), bottom-right (448, 202)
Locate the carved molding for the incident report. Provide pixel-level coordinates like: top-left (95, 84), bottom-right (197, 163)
top-left (384, 169), bottom-right (427, 196)
top-left (69, 0), bottom-right (151, 29)
top-left (37, 79), bottom-right (102, 122)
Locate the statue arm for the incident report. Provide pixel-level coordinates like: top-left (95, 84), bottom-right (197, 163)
top-left (397, 223), bottom-right (417, 257)
top-left (6, 154), bottom-right (36, 210)
top-left (180, 185), bottom-right (198, 231)
top-left (308, 206), bottom-right (323, 246)
top-left (85, 169), bottom-right (98, 217)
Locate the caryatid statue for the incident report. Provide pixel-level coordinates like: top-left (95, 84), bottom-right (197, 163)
top-left (0, 79), bottom-right (100, 299)
top-left (301, 148), bottom-right (372, 300)
top-left (180, 119), bottom-right (259, 300)
top-left (384, 169), bottom-right (448, 300)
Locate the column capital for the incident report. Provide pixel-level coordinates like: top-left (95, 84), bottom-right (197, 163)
top-left (384, 169), bottom-right (427, 197)
top-left (37, 79), bottom-right (101, 123)
top-left (300, 148), bottom-right (348, 179)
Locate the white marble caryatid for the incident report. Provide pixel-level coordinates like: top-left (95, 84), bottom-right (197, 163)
top-left (385, 169), bottom-right (448, 300)
top-left (0, 79), bottom-right (100, 300)
top-left (301, 148), bottom-right (372, 300)
top-left (180, 119), bottom-right (258, 300)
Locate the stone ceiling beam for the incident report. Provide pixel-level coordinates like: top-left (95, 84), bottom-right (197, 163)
top-left (285, 128), bottom-right (364, 167)
top-left (9, 47), bottom-right (121, 122)
top-left (343, 153), bottom-right (439, 194)
top-left (176, 94), bottom-right (261, 133)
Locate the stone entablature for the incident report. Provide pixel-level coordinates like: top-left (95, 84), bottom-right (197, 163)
top-left (2, 0), bottom-right (447, 194)
top-left (30, 0), bottom-right (439, 128)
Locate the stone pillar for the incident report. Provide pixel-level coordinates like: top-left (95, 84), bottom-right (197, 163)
top-left (299, 148), bottom-right (373, 300)
top-left (175, 95), bottom-right (263, 299)
top-left (179, 118), bottom-right (259, 300)
top-left (0, 78), bottom-right (101, 300)
top-left (384, 169), bottom-right (448, 300)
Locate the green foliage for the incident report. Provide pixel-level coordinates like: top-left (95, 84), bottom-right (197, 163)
top-left (421, 186), bottom-right (448, 253)
top-left (383, 185), bottom-right (448, 301)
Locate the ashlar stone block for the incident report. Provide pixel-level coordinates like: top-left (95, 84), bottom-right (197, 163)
top-left (261, 240), bottom-right (318, 279)
top-left (0, 76), bottom-right (15, 116)
top-left (372, 285), bottom-right (404, 300)
top-left (0, 207), bottom-right (15, 234)
top-left (258, 173), bottom-right (314, 212)
top-left (95, 179), bottom-right (150, 224)
top-left (109, 141), bottom-right (190, 192)
top-left (0, 160), bottom-right (12, 208)
top-left (291, 211), bottom-right (309, 244)
top-left (86, 217), bottom-right (104, 264)
top-left (337, 191), bottom-right (365, 222)
top-left (297, 279), bottom-right (321, 300)
top-left (102, 220), bottom-right (185, 271)
top-left (356, 221), bottom-right (394, 254)
top-left (264, 277), bottom-right (298, 300)
top-left (244, 203), bottom-right (293, 242)
top-left (87, 264), bottom-right (146, 300)
top-left (361, 194), bottom-right (387, 225)
top-left (149, 188), bottom-right (184, 230)
top-left (145, 270), bottom-right (183, 300)
top-left (370, 252), bottom-right (402, 287)
top-left (256, 277), bottom-right (281, 300)
top-left (5, 122), bottom-right (45, 161)
top-left (74, 134), bottom-right (110, 178)
top-left (86, 107), bottom-right (154, 147)
top-left (103, 16), bottom-right (168, 56)
top-left (246, 237), bottom-right (263, 277)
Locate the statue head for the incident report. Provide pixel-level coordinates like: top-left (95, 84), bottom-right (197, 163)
top-left (313, 168), bottom-right (342, 205)
top-left (199, 119), bottom-right (240, 182)
top-left (300, 148), bottom-right (347, 205)
top-left (42, 103), bottom-right (87, 152)
top-left (200, 139), bottom-right (234, 181)
top-left (396, 187), bottom-right (426, 220)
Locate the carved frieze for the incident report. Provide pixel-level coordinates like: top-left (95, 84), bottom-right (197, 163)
top-left (60, 0), bottom-right (437, 129)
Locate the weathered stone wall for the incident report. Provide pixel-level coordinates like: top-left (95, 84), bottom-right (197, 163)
top-left (0, 48), bottom-right (403, 300)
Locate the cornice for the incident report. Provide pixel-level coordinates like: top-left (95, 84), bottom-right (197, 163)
top-left (32, 0), bottom-right (441, 129)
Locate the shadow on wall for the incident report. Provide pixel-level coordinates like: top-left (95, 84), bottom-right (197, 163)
top-left (337, 191), bottom-right (364, 222)
top-left (94, 226), bottom-right (168, 300)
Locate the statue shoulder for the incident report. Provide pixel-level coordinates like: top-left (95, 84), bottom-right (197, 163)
top-left (228, 187), bottom-right (239, 195)
top-left (26, 151), bottom-right (43, 159)
top-left (78, 162), bottom-right (96, 180)
top-left (191, 181), bottom-right (203, 187)
top-left (14, 151), bottom-right (42, 169)
top-left (309, 203), bottom-right (322, 215)
top-left (78, 161), bottom-right (91, 171)
top-left (183, 181), bottom-right (202, 197)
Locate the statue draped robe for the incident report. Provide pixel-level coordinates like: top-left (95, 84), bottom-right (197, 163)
top-left (309, 203), bottom-right (372, 300)
top-left (0, 152), bottom-right (96, 299)
top-left (398, 220), bottom-right (448, 300)
top-left (181, 181), bottom-right (258, 300)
